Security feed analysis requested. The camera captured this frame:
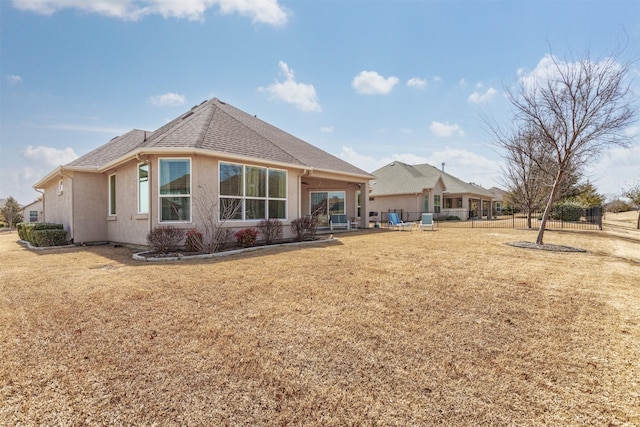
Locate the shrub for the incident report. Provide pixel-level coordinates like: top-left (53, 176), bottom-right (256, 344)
top-left (147, 226), bottom-right (184, 254)
top-left (31, 229), bottom-right (68, 247)
top-left (551, 202), bottom-right (583, 222)
top-left (290, 216), bottom-right (317, 242)
top-left (184, 228), bottom-right (203, 252)
top-left (258, 218), bottom-right (283, 245)
top-left (213, 228), bottom-right (233, 252)
top-left (18, 223), bottom-right (65, 245)
top-left (235, 228), bottom-right (259, 248)
top-left (0, 222), bottom-right (5, 228)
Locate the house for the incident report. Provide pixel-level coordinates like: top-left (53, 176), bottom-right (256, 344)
top-left (22, 198), bottom-right (43, 223)
top-left (368, 161), bottom-right (498, 222)
top-left (33, 98), bottom-right (374, 246)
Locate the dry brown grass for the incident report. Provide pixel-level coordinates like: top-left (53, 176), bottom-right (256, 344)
top-left (1, 226), bottom-right (639, 426)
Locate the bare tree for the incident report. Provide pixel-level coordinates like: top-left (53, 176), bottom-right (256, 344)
top-left (497, 126), bottom-right (582, 228)
top-left (503, 51), bottom-right (636, 244)
top-left (191, 185), bottom-right (240, 253)
top-left (622, 182), bottom-right (640, 229)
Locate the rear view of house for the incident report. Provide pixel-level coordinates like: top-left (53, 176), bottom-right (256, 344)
top-left (368, 161), bottom-right (498, 222)
top-left (33, 98), bottom-right (373, 246)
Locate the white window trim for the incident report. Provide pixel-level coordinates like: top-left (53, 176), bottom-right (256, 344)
top-left (218, 160), bottom-right (288, 221)
top-left (137, 162), bottom-right (149, 214)
top-left (158, 157), bottom-right (192, 223)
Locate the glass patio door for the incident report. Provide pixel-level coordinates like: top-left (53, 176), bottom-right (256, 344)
top-left (310, 191), bottom-right (345, 227)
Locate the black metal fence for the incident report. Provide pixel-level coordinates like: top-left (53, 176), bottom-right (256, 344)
top-left (372, 206), bottom-right (603, 230)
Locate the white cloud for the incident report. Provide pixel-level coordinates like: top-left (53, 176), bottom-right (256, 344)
top-left (11, 0), bottom-right (289, 25)
top-left (624, 126), bottom-right (639, 137)
top-left (149, 92), bottom-right (187, 107)
top-left (6, 75), bottom-right (22, 84)
top-left (589, 144), bottom-right (640, 198)
top-left (320, 126), bottom-right (334, 133)
top-left (23, 145), bottom-right (78, 166)
top-left (43, 123), bottom-right (129, 134)
top-left (468, 87), bottom-right (497, 104)
top-left (260, 61), bottom-right (321, 112)
top-left (407, 77), bottom-right (426, 90)
top-left (352, 71), bottom-right (399, 95)
top-left (429, 121), bottom-right (464, 137)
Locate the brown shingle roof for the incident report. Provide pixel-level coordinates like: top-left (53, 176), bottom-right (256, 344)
top-left (66, 98), bottom-right (372, 178)
top-left (370, 161), bottom-right (496, 198)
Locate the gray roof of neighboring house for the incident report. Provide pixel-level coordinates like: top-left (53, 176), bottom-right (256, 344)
top-left (370, 161), bottom-right (496, 198)
top-left (66, 98), bottom-right (372, 178)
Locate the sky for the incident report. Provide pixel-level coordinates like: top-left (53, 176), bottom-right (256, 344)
top-left (1, 0), bottom-right (639, 206)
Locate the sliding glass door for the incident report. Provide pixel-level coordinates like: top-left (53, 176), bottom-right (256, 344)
top-left (310, 191), bottom-right (345, 227)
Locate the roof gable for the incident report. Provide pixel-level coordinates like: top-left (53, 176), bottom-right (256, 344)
top-left (370, 161), bottom-right (495, 198)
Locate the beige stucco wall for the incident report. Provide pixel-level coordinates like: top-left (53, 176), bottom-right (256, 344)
top-left (71, 172), bottom-right (108, 243)
top-left (103, 160), bottom-right (150, 246)
top-left (41, 174), bottom-right (74, 237)
top-left (38, 154), bottom-right (371, 247)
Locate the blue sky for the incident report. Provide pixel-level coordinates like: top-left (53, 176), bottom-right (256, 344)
top-left (1, 0), bottom-right (639, 205)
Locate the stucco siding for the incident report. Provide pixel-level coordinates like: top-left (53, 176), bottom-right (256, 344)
top-left (42, 175), bottom-right (74, 237)
top-left (70, 172), bottom-right (108, 243)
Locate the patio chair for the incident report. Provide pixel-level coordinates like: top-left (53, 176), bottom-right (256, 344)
top-left (418, 213), bottom-right (434, 231)
top-left (387, 212), bottom-right (413, 231)
top-left (330, 214), bottom-right (350, 230)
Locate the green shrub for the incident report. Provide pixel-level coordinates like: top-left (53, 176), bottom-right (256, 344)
top-left (18, 222), bottom-right (65, 244)
top-left (551, 202), bottom-right (583, 222)
top-left (31, 229), bottom-right (68, 247)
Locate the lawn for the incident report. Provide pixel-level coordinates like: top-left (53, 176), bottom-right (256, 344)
top-left (1, 226), bottom-right (638, 425)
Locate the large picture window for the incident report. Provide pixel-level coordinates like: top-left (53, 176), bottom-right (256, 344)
top-left (159, 158), bottom-right (191, 222)
top-left (138, 163), bottom-right (149, 214)
top-left (108, 174), bottom-right (116, 215)
top-left (219, 162), bottom-right (287, 220)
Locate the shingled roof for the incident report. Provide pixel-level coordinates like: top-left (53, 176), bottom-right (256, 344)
top-left (370, 161), bottom-right (495, 198)
top-left (65, 98), bottom-right (372, 178)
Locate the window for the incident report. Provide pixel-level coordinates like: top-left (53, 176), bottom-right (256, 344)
top-left (219, 162), bottom-right (286, 220)
top-left (356, 190), bottom-right (361, 218)
top-left (58, 179), bottom-right (63, 195)
top-left (423, 195), bottom-right (429, 213)
top-left (434, 195), bottom-right (441, 214)
top-left (138, 163), bottom-right (149, 214)
top-left (108, 174), bottom-right (116, 215)
top-left (159, 159), bottom-right (191, 222)
top-left (29, 211), bottom-right (38, 222)
top-left (445, 198), bottom-right (462, 209)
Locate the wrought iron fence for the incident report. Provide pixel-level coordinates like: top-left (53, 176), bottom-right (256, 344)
top-left (374, 206), bottom-right (602, 230)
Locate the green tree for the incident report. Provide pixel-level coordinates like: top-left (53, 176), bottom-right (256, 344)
top-left (622, 182), bottom-right (640, 229)
top-left (574, 181), bottom-right (605, 207)
top-left (0, 196), bottom-right (23, 229)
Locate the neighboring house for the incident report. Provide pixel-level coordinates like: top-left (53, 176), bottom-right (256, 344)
top-left (368, 161), bottom-right (499, 221)
top-left (22, 198), bottom-right (43, 223)
top-left (33, 98), bottom-right (374, 246)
